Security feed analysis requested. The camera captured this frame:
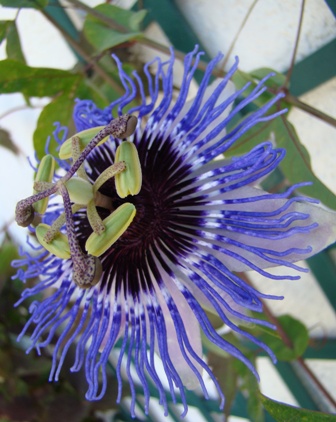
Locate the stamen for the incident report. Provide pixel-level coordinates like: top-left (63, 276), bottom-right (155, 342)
top-left (115, 141), bottom-right (142, 198)
top-left (16, 115), bottom-right (139, 286)
top-left (33, 154), bottom-right (56, 214)
top-left (15, 115), bottom-right (137, 228)
top-left (94, 191), bottom-right (113, 210)
top-left (86, 202), bottom-right (136, 257)
top-left (87, 199), bottom-right (105, 235)
top-left (93, 161), bottom-right (126, 194)
top-left (36, 223), bottom-right (71, 259)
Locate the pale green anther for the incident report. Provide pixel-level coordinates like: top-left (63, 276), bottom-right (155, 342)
top-left (59, 127), bottom-right (109, 160)
top-left (33, 154), bottom-right (55, 214)
top-left (36, 223), bottom-right (71, 259)
top-left (64, 177), bottom-right (94, 205)
top-left (85, 203), bottom-right (136, 257)
top-left (115, 141), bottom-right (142, 198)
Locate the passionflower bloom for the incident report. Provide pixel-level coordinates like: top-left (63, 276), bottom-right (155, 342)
top-left (13, 47), bottom-right (336, 417)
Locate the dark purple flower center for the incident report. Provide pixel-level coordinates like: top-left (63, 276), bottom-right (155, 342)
top-left (74, 130), bottom-right (200, 295)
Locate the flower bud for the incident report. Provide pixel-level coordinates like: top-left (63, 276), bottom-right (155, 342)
top-left (36, 223), bottom-right (71, 259)
top-left (115, 141), bottom-right (142, 198)
top-left (85, 203), bottom-right (136, 257)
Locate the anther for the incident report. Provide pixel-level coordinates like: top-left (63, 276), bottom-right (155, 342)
top-left (59, 126), bottom-right (108, 160)
top-left (33, 154), bottom-right (56, 215)
top-left (36, 223), bottom-right (71, 259)
top-left (86, 202), bottom-right (136, 257)
top-left (115, 141), bottom-right (142, 198)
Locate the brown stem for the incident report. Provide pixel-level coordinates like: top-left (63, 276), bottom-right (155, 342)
top-left (284, 0), bottom-right (306, 89)
top-left (65, 0), bottom-right (129, 33)
top-left (284, 92), bottom-right (336, 128)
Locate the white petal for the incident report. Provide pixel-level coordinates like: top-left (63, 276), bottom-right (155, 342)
top-left (152, 266), bottom-right (203, 390)
top-left (170, 260), bottom-right (250, 321)
top-left (204, 186), bottom-right (336, 272)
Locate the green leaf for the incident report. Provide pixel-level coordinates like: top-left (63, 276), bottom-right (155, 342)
top-left (226, 114), bottom-right (336, 210)
top-left (235, 358), bottom-right (265, 422)
top-left (261, 394), bottom-right (336, 422)
top-left (232, 69), bottom-right (275, 108)
top-left (0, 241), bottom-right (19, 283)
top-left (274, 118), bottom-right (336, 209)
top-left (250, 67), bottom-right (287, 90)
top-left (0, 0), bottom-right (48, 8)
top-left (83, 4), bottom-right (145, 52)
top-left (259, 315), bottom-right (309, 361)
top-left (33, 91), bottom-right (78, 160)
top-left (75, 79), bottom-right (109, 110)
top-left (6, 21), bottom-right (26, 63)
top-left (0, 60), bottom-right (80, 97)
top-left (0, 127), bottom-right (20, 155)
top-left (207, 353), bottom-right (239, 420)
top-left (128, 9), bottom-right (147, 31)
